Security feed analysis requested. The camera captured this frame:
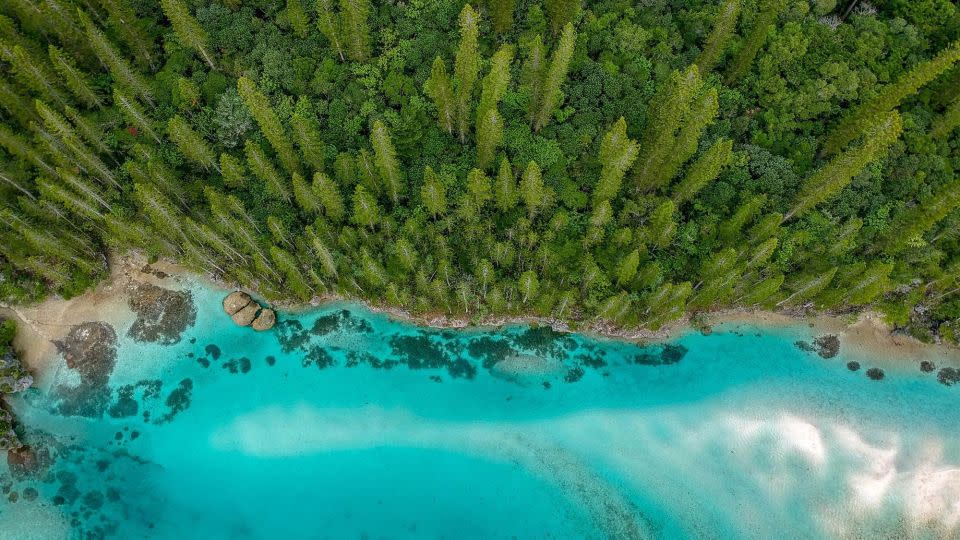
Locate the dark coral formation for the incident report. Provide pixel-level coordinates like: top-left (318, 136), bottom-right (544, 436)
top-left (511, 325), bottom-right (576, 358)
top-left (311, 309), bottom-right (373, 336)
top-left (157, 379), bottom-right (193, 424)
top-left (937, 367), bottom-right (960, 386)
top-left (847, 361), bottom-right (861, 371)
top-left (53, 322), bottom-right (118, 417)
top-left (866, 367), bottom-right (885, 381)
top-left (634, 343), bottom-right (688, 366)
top-left (813, 335), bottom-right (840, 358)
top-left (127, 283), bottom-right (197, 344)
top-left (920, 361), bottom-right (935, 373)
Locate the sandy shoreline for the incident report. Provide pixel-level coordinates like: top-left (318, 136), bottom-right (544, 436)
top-left (2, 254), bottom-right (958, 377)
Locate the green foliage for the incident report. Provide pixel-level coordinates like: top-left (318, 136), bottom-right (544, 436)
top-left (0, 0), bottom-right (955, 335)
top-left (160, 0), bottom-right (215, 68)
top-left (695, 0), bottom-right (741, 74)
top-left (786, 111), bottom-right (902, 221)
top-left (237, 77), bottom-right (302, 177)
top-left (532, 23), bottom-right (575, 132)
top-left (823, 40), bottom-right (960, 155)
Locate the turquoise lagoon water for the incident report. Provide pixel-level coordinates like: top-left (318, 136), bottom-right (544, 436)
top-left (2, 280), bottom-right (960, 539)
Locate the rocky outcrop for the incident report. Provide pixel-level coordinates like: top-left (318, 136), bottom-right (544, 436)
top-left (222, 291), bottom-right (276, 331)
top-left (223, 292), bottom-right (252, 315)
top-left (53, 322), bottom-right (118, 417)
top-left (232, 303), bottom-right (260, 326)
top-left (251, 309), bottom-right (276, 331)
top-left (127, 283), bottom-right (197, 344)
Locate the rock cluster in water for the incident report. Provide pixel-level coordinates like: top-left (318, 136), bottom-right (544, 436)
top-left (223, 291), bottom-right (276, 331)
top-left (127, 283), bottom-right (196, 344)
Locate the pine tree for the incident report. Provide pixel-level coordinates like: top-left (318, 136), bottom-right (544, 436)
top-left (271, 245), bottom-right (312, 300)
top-left (632, 66), bottom-right (704, 191)
top-left (220, 153), bottom-right (247, 188)
top-left (522, 35), bottom-right (547, 125)
top-left (48, 45), bottom-right (101, 108)
top-left (657, 89), bottom-right (719, 189)
top-left (0, 123), bottom-right (56, 176)
top-left (78, 10), bottom-right (153, 104)
top-left (737, 274), bottom-right (783, 306)
top-left (168, 115), bottom-right (216, 170)
top-left (879, 180), bottom-right (960, 254)
top-left (823, 40), bottom-right (960, 155)
top-left (98, 0), bottom-right (156, 69)
top-left (292, 173), bottom-right (321, 214)
top-left (616, 249), bottom-right (640, 287)
top-left (453, 4), bottom-right (480, 142)
top-left (520, 161), bottom-right (547, 219)
top-left (544, 0), bottom-right (580, 35)
top-left (777, 267), bottom-right (838, 307)
top-left (724, 0), bottom-right (786, 84)
top-left (488, 0), bottom-right (516, 33)
top-left (476, 44), bottom-right (514, 169)
top-left (672, 138), bottom-right (733, 204)
top-left (695, 0), bottom-right (741, 74)
top-left (533, 23), bottom-right (575, 132)
top-left (930, 96), bottom-right (960, 139)
top-left (594, 117), bottom-right (640, 205)
top-left (719, 194), bottom-right (766, 243)
top-left (351, 184), bottom-right (380, 229)
top-left (160, 0), bottom-right (216, 69)
top-left (421, 166), bottom-right (447, 218)
top-left (35, 100), bottom-right (116, 187)
top-left (842, 261), bottom-right (893, 306)
top-left (5, 44), bottom-right (67, 107)
top-left (519, 270), bottom-right (540, 304)
top-left (642, 281), bottom-right (692, 329)
top-left (476, 108), bottom-right (504, 171)
top-left (370, 120), bottom-right (403, 204)
top-left (63, 106), bottom-right (111, 156)
top-left (786, 111), bottom-right (902, 221)
top-left (237, 77), bottom-right (302, 177)
top-left (466, 168), bottom-right (491, 209)
top-left (0, 75), bottom-right (36, 126)
top-left (641, 200), bottom-right (677, 249)
top-left (291, 98), bottom-right (325, 172)
top-left (425, 57), bottom-right (455, 134)
top-left (316, 0), bottom-right (346, 61)
top-left (244, 139), bottom-right (290, 201)
top-left (494, 157), bottom-right (519, 212)
top-left (286, 0), bottom-right (310, 38)
top-left (340, 0), bottom-right (371, 61)
top-left (114, 88), bottom-right (160, 143)
top-left (313, 171), bottom-right (345, 222)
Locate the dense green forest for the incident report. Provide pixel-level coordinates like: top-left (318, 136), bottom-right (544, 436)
top-left (1, 0), bottom-right (959, 340)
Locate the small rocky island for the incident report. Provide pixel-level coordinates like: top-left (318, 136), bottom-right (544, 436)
top-left (222, 292), bottom-right (276, 331)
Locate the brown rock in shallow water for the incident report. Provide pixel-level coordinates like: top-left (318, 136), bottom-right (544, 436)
top-left (128, 283), bottom-right (197, 345)
top-left (223, 291), bottom-right (252, 315)
top-left (251, 309), bottom-right (276, 331)
top-left (231, 303), bottom-right (260, 326)
top-left (7, 445), bottom-right (51, 479)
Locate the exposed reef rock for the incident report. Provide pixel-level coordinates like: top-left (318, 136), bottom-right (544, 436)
top-left (222, 291), bottom-right (275, 331)
top-left (127, 283), bottom-right (196, 344)
top-left (795, 335), bottom-right (840, 359)
top-left (6, 444), bottom-right (52, 479)
top-left (813, 335), bottom-right (840, 358)
top-left (53, 322), bottom-right (118, 417)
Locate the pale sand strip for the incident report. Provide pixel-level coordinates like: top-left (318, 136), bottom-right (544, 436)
top-left (0, 254), bottom-right (179, 379)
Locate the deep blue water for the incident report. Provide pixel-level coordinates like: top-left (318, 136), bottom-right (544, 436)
top-left (2, 280), bottom-right (959, 539)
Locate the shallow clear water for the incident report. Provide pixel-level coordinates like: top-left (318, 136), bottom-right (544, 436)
top-left (2, 280), bottom-right (959, 539)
